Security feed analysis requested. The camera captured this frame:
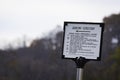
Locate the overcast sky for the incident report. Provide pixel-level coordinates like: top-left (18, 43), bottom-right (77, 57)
top-left (0, 0), bottom-right (120, 49)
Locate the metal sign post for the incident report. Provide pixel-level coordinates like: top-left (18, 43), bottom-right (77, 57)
top-left (62, 22), bottom-right (104, 80)
top-left (76, 68), bottom-right (83, 80)
top-left (74, 57), bottom-right (89, 80)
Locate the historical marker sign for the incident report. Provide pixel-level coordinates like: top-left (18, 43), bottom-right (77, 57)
top-left (62, 22), bottom-right (104, 60)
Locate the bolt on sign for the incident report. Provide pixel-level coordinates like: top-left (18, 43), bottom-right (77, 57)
top-left (62, 22), bottom-right (104, 60)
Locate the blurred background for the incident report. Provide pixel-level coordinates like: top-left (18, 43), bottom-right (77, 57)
top-left (0, 0), bottom-right (120, 80)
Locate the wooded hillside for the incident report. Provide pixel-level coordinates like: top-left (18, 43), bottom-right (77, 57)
top-left (0, 13), bottom-right (120, 80)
